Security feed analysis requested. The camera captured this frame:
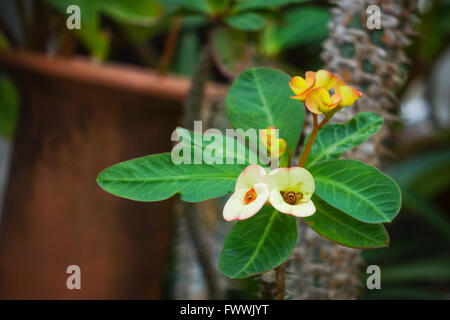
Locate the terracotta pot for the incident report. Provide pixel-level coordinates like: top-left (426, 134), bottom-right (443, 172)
top-left (0, 50), bottom-right (225, 299)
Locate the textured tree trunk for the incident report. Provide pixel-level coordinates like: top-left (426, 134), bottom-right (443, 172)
top-left (173, 46), bottom-right (229, 300)
top-left (286, 0), bottom-right (419, 300)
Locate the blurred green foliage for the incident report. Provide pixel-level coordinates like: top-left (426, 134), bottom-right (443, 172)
top-left (210, 28), bottom-right (247, 75)
top-left (225, 12), bottom-right (265, 31)
top-left (0, 32), bottom-right (9, 49)
top-left (388, 150), bottom-right (450, 241)
top-left (362, 149), bottom-right (450, 299)
top-left (173, 31), bottom-right (201, 76)
top-left (158, 0), bottom-right (212, 14)
top-left (0, 75), bottom-right (19, 138)
top-left (3, 0), bottom-right (448, 300)
top-left (260, 6), bottom-right (330, 56)
top-left (413, 0), bottom-right (450, 62)
top-left (44, 0), bottom-right (328, 65)
top-left (47, 0), bottom-right (162, 60)
top-left (233, 0), bottom-right (310, 12)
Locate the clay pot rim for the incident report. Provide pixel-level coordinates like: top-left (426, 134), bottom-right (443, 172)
top-left (0, 49), bottom-right (227, 103)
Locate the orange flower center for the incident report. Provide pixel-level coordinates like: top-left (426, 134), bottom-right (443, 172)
top-left (280, 191), bottom-right (303, 205)
top-left (244, 188), bottom-right (257, 204)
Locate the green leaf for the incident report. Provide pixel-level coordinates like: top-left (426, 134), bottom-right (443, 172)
top-left (225, 12), bottom-right (265, 31)
top-left (380, 258), bottom-right (450, 284)
top-left (47, 0), bottom-right (110, 60)
top-left (173, 31), bottom-right (201, 76)
top-left (210, 27), bottom-right (247, 75)
top-left (305, 196), bottom-right (389, 249)
top-left (387, 150), bottom-right (450, 198)
top-left (174, 127), bottom-right (264, 165)
top-left (0, 76), bottom-right (19, 138)
top-left (226, 67), bottom-right (304, 155)
top-left (157, 0), bottom-right (211, 13)
top-left (402, 190), bottom-right (450, 242)
top-left (219, 207), bottom-right (297, 279)
top-left (100, 0), bottom-right (162, 26)
top-left (47, 0), bottom-right (101, 33)
top-left (265, 6), bottom-right (330, 54)
top-left (234, 0), bottom-right (309, 12)
top-left (207, 0), bottom-right (231, 12)
top-left (361, 238), bottom-right (432, 263)
top-left (303, 112), bottom-right (383, 167)
top-left (386, 150), bottom-right (450, 240)
top-left (97, 128), bottom-right (265, 202)
top-left (76, 29), bottom-right (110, 60)
top-left (309, 160), bottom-right (402, 223)
top-left (48, 0), bottom-right (161, 58)
top-left (97, 153), bottom-right (247, 202)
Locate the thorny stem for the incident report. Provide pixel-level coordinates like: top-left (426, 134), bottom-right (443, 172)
top-left (262, 112), bottom-right (330, 298)
top-left (298, 114), bottom-right (329, 167)
top-left (260, 263), bottom-right (287, 300)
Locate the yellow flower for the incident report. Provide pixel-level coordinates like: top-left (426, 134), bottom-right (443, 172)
top-left (305, 80), bottom-right (361, 115)
top-left (289, 71), bottom-right (316, 101)
top-left (260, 127), bottom-right (287, 157)
top-left (290, 70), bottom-right (362, 115)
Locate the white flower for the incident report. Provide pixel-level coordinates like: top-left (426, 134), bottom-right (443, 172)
top-left (266, 167), bottom-right (316, 217)
top-left (223, 165), bottom-right (269, 221)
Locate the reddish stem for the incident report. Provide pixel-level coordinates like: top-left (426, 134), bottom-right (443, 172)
top-left (158, 17), bottom-right (182, 74)
top-left (298, 114), bottom-right (329, 167)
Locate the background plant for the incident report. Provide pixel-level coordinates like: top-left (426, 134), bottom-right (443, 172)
top-left (97, 67), bottom-right (402, 296)
top-left (1, 0), bottom-right (449, 300)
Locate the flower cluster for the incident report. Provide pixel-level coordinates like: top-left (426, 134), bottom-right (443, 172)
top-left (223, 164), bottom-right (315, 221)
top-left (289, 70), bottom-right (361, 116)
top-left (223, 70), bottom-right (362, 222)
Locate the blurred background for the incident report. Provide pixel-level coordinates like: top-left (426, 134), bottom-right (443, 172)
top-left (0, 0), bottom-right (448, 299)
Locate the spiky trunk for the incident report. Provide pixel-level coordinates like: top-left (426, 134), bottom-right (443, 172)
top-left (287, 0), bottom-right (419, 300)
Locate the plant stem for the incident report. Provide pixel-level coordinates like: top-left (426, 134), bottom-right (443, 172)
top-left (263, 113), bottom-right (327, 298)
top-left (298, 126), bottom-right (318, 167)
top-left (313, 112), bottom-right (319, 127)
top-left (158, 17), bottom-right (182, 74)
top-left (260, 263), bottom-right (286, 300)
top-left (182, 203), bottom-right (223, 299)
top-left (318, 117), bottom-right (329, 129)
top-left (180, 44), bottom-right (225, 299)
top-left (298, 114), bottom-right (329, 167)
